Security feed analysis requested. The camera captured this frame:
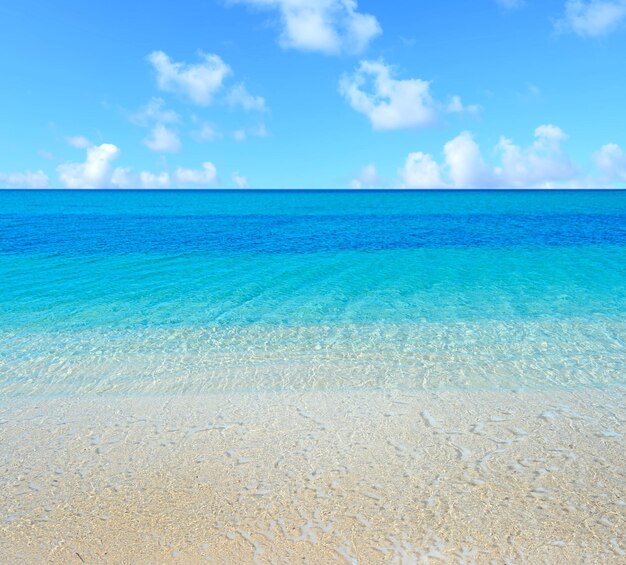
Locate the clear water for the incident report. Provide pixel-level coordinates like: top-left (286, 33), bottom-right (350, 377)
top-left (1, 190), bottom-right (625, 396)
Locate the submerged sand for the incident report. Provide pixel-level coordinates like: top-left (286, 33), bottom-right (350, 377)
top-left (1, 388), bottom-right (624, 564)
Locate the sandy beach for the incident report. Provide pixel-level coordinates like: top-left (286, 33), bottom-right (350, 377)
top-left (1, 388), bottom-right (624, 563)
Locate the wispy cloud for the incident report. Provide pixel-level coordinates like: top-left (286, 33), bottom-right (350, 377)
top-left (349, 163), bottom-right (382, 188)
top-left (227, 83), bottom-right (267, 111)
top-left (191, 121), bottom-right (221, 142)
top-left (130, 98), bottom-right (182, 153)
top-left (556, 0), bottom-right (626, 37)
top-left (494, 0), bottom-right (525, 9)
top-left (144, 124), bottom-right (182, 153)
top-left (232, 171), bottom-right (249, 188)
top-left (130, 98), bottom-right (180, 127)
top-left (595, 143), bottom-right (626, 181)
top-left (66, 135), bottom-right (91, 149)
top-left (0, 170), bottom-right (50, 189)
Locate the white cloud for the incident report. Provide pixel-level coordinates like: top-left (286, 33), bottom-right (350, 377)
top-left (111, 167), bottom-right (173, 189)
top-left (594, 143), bottom-right (626, 180)
top-left (349, 163), bottom-right (381, 188)
top-left (110, 168), bottom-right (173, 189)
top-left (147, 51), bottom-right (231, 105)
top-left (192, 122), bottom-right (221, 142)
top-left (130, 97), bottom-right (180, 126)
top-left (340, 60), bottom-right (435, 130)
top-left (399, 153), bottom-right (447, 189)
top-left (250, 123), bottom-right (270, 137)
top-left (227, 83), bottom-right (267, 111)
top-left (444, 132), bottom-right (493, 188)
top-left (231, 0), bottom-right (381, 54)
top-left (495, 0), bottom-right (525, 8)
top-left (139, 171), bottom-right (172, 189)
top-left (57, 143), bottom-right (121, 189)
top-left (175, 162), bottom-right (219, 187)
top-left (398, 125), bottom-right (590, 189)
top-left (66, 135), bottom-right (91, 149)
top-left (56, 142), bottom-right (225, 189)
top-left (556, 0), bottom-right (626, 37)
top-left (230, 123), bottom-right (270, 142)
top-left (130, 98), bottom-right (182, 153)
top-left (446, 95), bottom-right (480, 114)
top-left (495, 125), bottom-right (577, 187)
top-left (0, 170), bottom-right (50, 189)
top-left (144, 124), bottom-right (182, 153)
top-left (232, 171), bottom-right (249, 188)
top-left (38, 150), bottom-right (55, 161)
top-left (48, 143), bottom-right (229, 188)
top-left (527, 83), bottom-right (541, 98)
top-left (340, 60), bottom-right (470, 130)
top-left (109, 167), bottom-right (133, 188)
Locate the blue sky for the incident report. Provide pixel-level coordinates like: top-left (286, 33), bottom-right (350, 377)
top-left (1, 0), bottom-right (626, 188)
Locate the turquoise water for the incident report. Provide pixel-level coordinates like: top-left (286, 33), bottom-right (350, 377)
top-left (1, 190), bottom-right (624, 396)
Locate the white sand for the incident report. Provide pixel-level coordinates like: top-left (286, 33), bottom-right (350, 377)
top-left (1, 388), bottom-right (624, 563)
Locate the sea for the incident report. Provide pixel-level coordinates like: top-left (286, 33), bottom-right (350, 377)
top-left (0, 189), bottom-right (624, 562)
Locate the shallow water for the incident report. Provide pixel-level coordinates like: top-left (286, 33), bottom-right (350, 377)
top-left (0, 190), bottom-right (624, 563)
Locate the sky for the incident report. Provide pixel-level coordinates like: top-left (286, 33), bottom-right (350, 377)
top-left (1, 0), bottom-right (626, 189)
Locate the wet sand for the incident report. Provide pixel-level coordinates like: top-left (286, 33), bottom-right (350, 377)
top-left (1, 388), bottom-right (624, 563)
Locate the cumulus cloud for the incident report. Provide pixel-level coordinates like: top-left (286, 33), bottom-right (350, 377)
top-left (139, 171), bottom-right (172, 189)
top-left (147, 51), bottom-right (231, 105)
top-left (398, 125), bottom-right (588, 189)
top-left (111, 168), bottom-right (172, 189)
top-left (349, 163), bottom-right (382, 188)
top-left (556, 0), bottom-right (626, 37)
top-left (594, 143), bottom-right (626, 180)
top-left (444, 132), bottom-right (494, 188)
top-left (57, 143), bottom-right (121, 189)
top-left (144, 124), bottom-right (182, 153)
top-left (227, 83), bottom-right (267, 111)
top-left (0, 170), bottom-right (50, 189)
top-left (175, 162), bottom-right (219, 187)
top-left (231, 0), bottom-right (381, 54)
top-left (232, 171), bottom-right (249, 188)
top-left (56, 142), bottom-right (221, 189)
top-left (340, 61), bottom-right (436, 130)
top-left (399, 152), bottom-right (447, 189)
top-left (340, 60), bottom-right (472, 130)
top-left (495, 125), bottom-right (577, 187)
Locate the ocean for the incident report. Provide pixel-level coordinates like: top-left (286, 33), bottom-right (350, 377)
top-left (1, 189), bottom-right (625, 395)
top-left (0, 190), bottom-right (624, 562)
